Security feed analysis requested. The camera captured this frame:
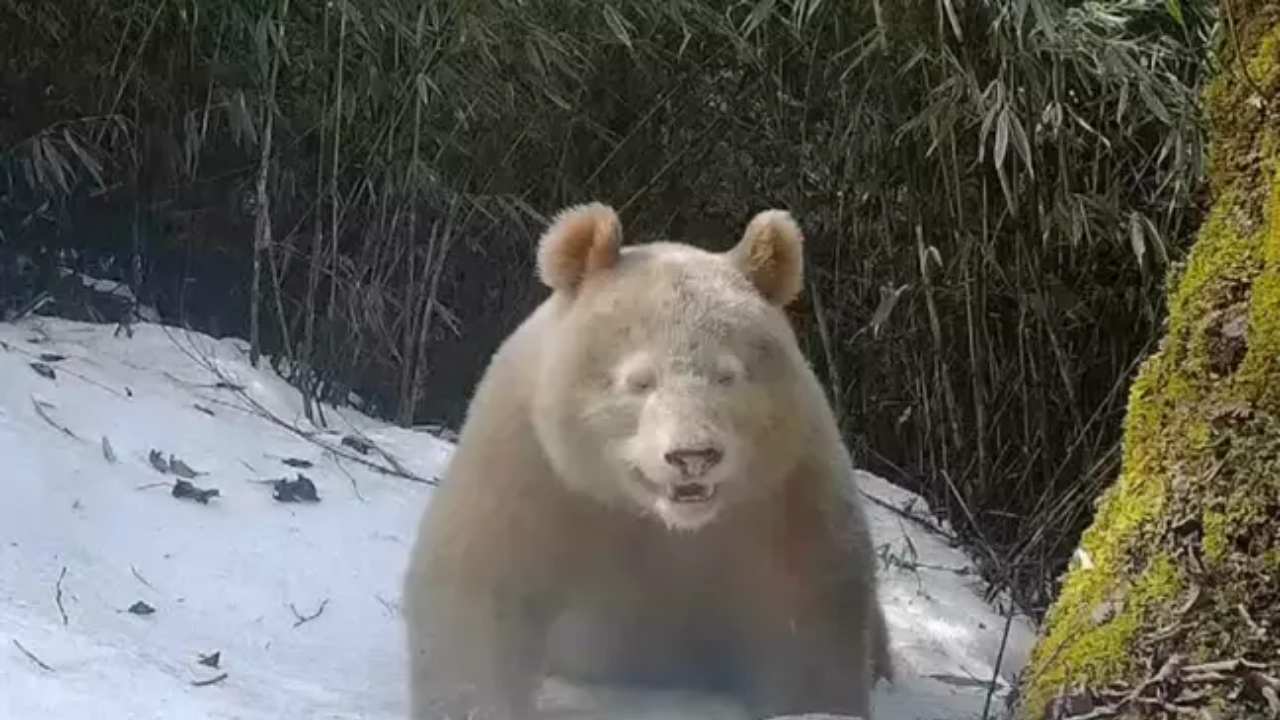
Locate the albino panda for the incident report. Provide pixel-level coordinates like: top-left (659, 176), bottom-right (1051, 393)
top-left (401, 202), bottom-right (894, 720)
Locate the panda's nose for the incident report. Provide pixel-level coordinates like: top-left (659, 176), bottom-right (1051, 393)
top-left (663, 446), bottom-right (724, 478)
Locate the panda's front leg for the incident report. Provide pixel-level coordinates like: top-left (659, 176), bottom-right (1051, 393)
top-left (406, 584), bottom-right (555, 720)
top-left (736, 602), bottom-right (874, 720)
top-left (732, 525), bottom-right (877, 720)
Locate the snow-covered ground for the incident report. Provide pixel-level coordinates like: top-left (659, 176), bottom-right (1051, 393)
top-left (0, 317), bottom-right (1038, 720)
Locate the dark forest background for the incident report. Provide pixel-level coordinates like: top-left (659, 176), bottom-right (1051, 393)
top-left (0, 0), bottom-right (1218, 618)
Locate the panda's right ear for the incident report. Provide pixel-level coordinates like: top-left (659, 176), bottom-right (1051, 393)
top-left (536, 202), bottom-right (623, 294)
top-left (728, 209), bottom-right (804, 307)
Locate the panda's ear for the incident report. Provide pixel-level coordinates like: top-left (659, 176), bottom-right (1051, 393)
top-left (536, 202), bottom-right (623, 294)
top-left (727, 209), bottom-right (804, 307)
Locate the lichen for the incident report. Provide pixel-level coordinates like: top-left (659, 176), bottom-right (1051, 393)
top-left (1018, 6), bottom-right (1280, 717)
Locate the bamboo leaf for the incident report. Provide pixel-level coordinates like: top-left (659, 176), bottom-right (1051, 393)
top-left (1009, 112), bottom-right (1035, 178)
top-left (61, 130), bottom-right (105, 190)
top-left (1128, 210), bottom-right (1146, 266)
top-left (1140, 213), bottom-right (1168, 266)
top-left (994, 106), bottom-right (1010, 173)
top-left (869, 283), bottom-right (910, 338)
top-left (42, 139), bottom-right (71, 194)
top-left (1137, 82), bottom-right (1172, 125)
top-left (742, 0), bottom-right (777, 36)
top-left (601, 6), bottom-right (633, 49)
top-left (939, 0), bottom-right (964, 41)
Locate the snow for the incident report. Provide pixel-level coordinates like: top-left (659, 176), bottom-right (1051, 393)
top-left (0, 316), bottom-right (1038, 720)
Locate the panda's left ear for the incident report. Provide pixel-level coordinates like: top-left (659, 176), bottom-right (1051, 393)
top-left (536, 202), bottom-right (623, 295)
top-left (727, 209), bottom-right (804, 307)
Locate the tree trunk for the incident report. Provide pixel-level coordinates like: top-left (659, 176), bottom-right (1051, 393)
top-left (1019, 3), bottom-right (1280, 718)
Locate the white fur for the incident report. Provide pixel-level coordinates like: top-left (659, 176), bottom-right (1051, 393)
top-left (401, 205), bottom-right (893, 720)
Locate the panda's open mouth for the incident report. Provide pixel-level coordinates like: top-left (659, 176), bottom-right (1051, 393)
top-left (666, 481), bottom-right (716, 504)
top-left (631, 470), bottom-right (717, 505)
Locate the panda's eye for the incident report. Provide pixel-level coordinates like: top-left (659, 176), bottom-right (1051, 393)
top-left (615, 354), bottom-right (656, 395)
top-left (623, 371), bottom-right (655, 394)
top-left (712, 356), bottom-right (745, 387)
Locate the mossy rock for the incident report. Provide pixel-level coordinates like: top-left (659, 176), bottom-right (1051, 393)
top-left (1018, 3), bottom-right (1280, 718)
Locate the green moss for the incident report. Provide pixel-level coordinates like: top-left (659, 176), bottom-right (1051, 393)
top-left (1245, 18), bottom-right (1280, 81)
top-left (1203, 486), bottom-right (1272, 566)
top-left (1201, 507), bottom-right (1231, 565)
top-left (1024, 542), bottom-right (1185, 712)
top-left (1019, 9), bottom-right (1280, 718)
top-left (1264, 547), bottom-right (1280, 570)
top-left (1239, 128), bottom-right (1280, 408)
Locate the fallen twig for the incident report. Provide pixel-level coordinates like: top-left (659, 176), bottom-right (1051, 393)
top-left (161, 370), bottom-right (243, 392)
top-left (367, 436), bottom-right (416, 477)
top-left (54, 567), bottom-right (69, 626)
top-left (929, 672), bottom-right (995, 689)
top-left (1259, 682), bottom-right (1280, 717)
top-left (860, 489), bottom-right (953, 540)
top-left (10, 291), bottom-right (52, 321)
top-left (289, 598), bottom-right (329, 628)
top-left (30, 396), bottom-right (80, 441)
top-left (160, 326), bottom-right (435, 484)
top-left (130, 565), bottom-right (157, 591)
top-left (328, 451), bottom-right (366, 502)
top-left (1182, 658), bottom-right (1268, 675)
top-left (1236, 603), bottom-right (1265, 638)
top-left (12, 639), bottom-right (54, 672)
top-left (5, 342), bottom-right (130, 398)
top-left (1053, 653), bottom-right (1280, 720)
top-left (374, 595), bottom-right (399, 616)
